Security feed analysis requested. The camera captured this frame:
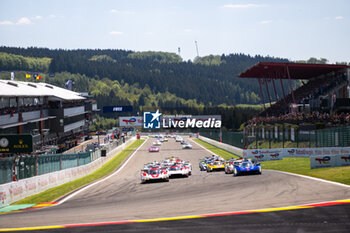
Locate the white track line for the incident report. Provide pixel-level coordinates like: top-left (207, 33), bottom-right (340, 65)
top-left (56, 139), bottom-right (148, 206)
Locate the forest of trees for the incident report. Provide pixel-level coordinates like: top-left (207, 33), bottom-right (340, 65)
top-left (0, 46), bottom-right (316, 130)
top-left (0, 46), bottom-right (292, 105)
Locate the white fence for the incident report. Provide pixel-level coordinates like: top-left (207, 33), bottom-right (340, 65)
top-left (0, 136), bottom-right (136, 208)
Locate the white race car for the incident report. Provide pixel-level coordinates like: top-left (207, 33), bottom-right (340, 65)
top-left (225, 159), bottom-right (242, 174)
top-left (153, 140), bottom-right (162, 146)
top-left (184, 162), bottom-right (192, 175)
top-left (141, 167), bottom-right (169, 183)
top-left (168, 164), bottom-right (189, 177)
top-left (182, 143), bottom-right (192, 149)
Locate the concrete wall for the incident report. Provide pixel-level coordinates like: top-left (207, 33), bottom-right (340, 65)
top-left (198, 135), bottom-right (243, 158)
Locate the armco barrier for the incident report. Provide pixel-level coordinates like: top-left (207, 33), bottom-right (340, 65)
top-left (0, 136), bottom-right (136, 208)
top-left (197, 136), bottom-right (243, 158)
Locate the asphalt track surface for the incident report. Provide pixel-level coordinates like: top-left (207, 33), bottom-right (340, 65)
top-left (1, 138), bottom-right (350, 232)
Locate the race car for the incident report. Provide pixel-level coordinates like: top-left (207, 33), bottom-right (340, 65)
top-left (184, 162), bottom-right (192, 175)
top-left (175, 136), bottom-right (183, 142)
top-left (199, 160), bottom-right (207, 171)
top-left (224, 159), bottom-right (242, 174)
top-left (182, 143), bottom-right (192, 149)
top-left (153, 140), bottom-right (162, 146)
top-left (233, 160), bottom-right (261, 176)
top-left (206, 160), bottom-right (225, 172)
top-left (141, 167), bottom-right (170, 183)
top-left (168, 164), bottom-right (189, 177)
top-left (148, 146), bottom-right (160, 152)
top-left (163, 137), bottom-right (168, 142)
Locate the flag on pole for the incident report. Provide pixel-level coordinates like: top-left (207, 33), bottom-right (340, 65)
top-left (36, 75), bottom-right (41, 80)
top-left (26, 74), bottom-right (31, 78)
top-left (11, 72), bottom-right (15, 80)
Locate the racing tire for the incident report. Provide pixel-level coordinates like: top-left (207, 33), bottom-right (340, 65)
top-left (257, 167), bottom-right (262, 175)
top-left (141, 180), bottom-right (146, 184)
top-left (164, 178), bottom-right (169, 182)
top-left (233, 168), bottom-right (238, 177)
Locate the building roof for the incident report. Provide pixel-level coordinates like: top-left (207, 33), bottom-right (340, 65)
top-left (238, 62), bottom-right (349, 80)
top-left (0, 80), bottom-right (85, 100)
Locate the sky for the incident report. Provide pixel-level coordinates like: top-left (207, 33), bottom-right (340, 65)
top-left (0, 0), bottom-right (349, 63)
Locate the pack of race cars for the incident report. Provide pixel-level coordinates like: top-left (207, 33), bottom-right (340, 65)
top-left (199, 155), bottom-right (262, 176)
top-left (141, 156), bottom-right (192, 183)
top-left (142, 135), bottom-right (261, 184)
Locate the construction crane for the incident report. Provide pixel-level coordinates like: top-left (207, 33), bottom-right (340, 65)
top-left (195, 41), bottom-right (199, 57)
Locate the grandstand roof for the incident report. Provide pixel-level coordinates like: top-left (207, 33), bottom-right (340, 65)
top-left (239, 62), bottom-right (349, 80)
top-left (0, 80), bottom-right (85, 100)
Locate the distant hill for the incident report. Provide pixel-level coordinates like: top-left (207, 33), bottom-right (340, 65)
top-left (0, 46), bottom-right (290, 106)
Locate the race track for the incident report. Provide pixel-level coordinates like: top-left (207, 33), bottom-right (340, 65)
top-left (1, 137), bottom-right (350, 229)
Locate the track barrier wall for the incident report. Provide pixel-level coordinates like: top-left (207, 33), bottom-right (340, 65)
top-left (198, 135), bottom-right (243, 158)
top-left (0, 136), bottom-right (136, 208)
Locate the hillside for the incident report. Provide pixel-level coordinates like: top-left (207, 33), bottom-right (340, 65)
top-left (0, 47), bottom-right (291, 106)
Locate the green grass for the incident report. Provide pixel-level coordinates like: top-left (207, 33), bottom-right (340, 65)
top-left (195, 138), bottom-right (350, 185)
top-left (193, 139), bottom-right (240, 160)
top-left (261, 157), bottom-right (350, 185)
top-left (236, 103), bottom-right (274, 110)
top-left (14, 139), bottom-right (145, 204)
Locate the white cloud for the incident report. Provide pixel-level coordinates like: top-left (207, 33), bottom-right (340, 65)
top-left (0, 17), bottom-right (32, 25)
top-left (109, 9), bottom-right (134, 15)
top-left (0, 20), bottom-right (14, 25)
top-left (17, 17), bottom-right (31, 24)
top-left (34, 16), bottom-right (42, 20)
top-left (110, 31), bottom-right (123, 35)
top-left (260, 20), bottom-right (272, 24)
top-left (223, 4), bottom-right (266, 8)
top-left (335, 16), bottom-right (344, 20)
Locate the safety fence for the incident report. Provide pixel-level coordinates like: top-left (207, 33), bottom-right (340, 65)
top-left (0, 136), bottom-right (132, 185)
top-left (199, 130), bottom-right (244, 149)
top-left (244, 125), bottom-right (350, 149)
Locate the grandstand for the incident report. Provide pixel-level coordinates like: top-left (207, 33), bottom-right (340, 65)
top-left (0, 80), bottom-right (99, 154)
top-left (239, 62), bottom-right (350, 117)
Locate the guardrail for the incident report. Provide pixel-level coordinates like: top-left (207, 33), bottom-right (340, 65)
top-left (0, 136), bottom-right (136, 207)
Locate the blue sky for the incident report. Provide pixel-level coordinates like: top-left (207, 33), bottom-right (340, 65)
top-left (0, 0), bottom-right (349, 63)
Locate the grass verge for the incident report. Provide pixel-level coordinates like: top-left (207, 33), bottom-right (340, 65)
top-left (195, 139), bottom-right (350, 185)
top-left (14, 139), bottom-right (145, 204)
top-left (193, 139), bottom-right (240, 160)
top-left (261, 157), bottom-right (350, 185)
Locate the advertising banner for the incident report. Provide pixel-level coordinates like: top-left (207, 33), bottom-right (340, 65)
top-left (243, 149), bottom-right (283, 161)
top-left (310, 154), bottom-right (337, 169)
top-left (119, 116), bottom-right (143, 127)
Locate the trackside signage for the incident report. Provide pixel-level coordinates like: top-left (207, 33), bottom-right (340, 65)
top-left (119, 117), bottom-right (143, 127)
top-left (243, 147), bottom-right (350, 168)
top-left (243, 149), bottom-right (283, 162)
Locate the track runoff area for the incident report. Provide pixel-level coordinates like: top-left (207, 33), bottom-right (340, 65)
top-left (1, 137), bottom-right (350, 232)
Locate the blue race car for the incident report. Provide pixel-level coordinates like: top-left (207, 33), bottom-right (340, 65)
top-left (233, 160), bottom-right (261, 176)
